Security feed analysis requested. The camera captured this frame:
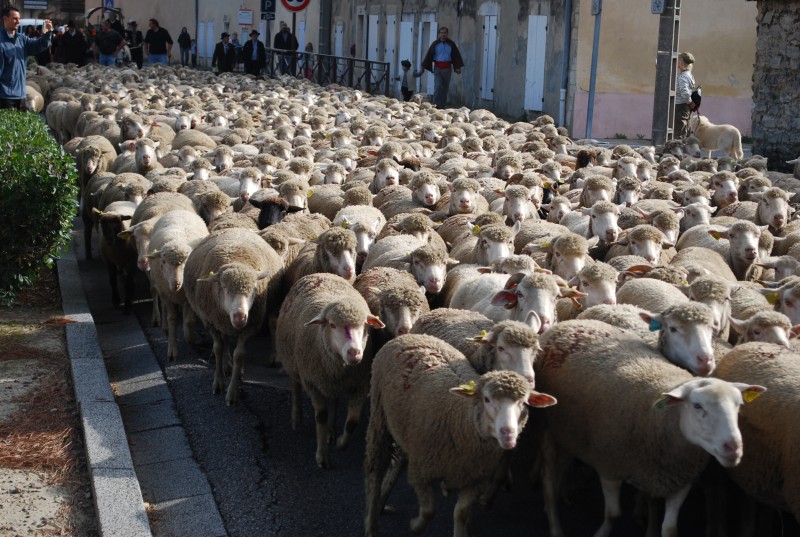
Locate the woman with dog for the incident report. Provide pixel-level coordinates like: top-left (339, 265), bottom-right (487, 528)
top-left (674, 51), bottom-right (696, 139)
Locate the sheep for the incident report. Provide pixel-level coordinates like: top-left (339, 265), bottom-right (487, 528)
top-left (556, 262), bottom-right (618, 321)
top-left (353, 267), bottom-right (429, 352)
top-left (145, 210), bottom-right (209, 360)
top-left (183, 228), bottom-right (285, 405)
top-left (524, 231), bottom-right (597, 280)
top-left (276, 273), bottom-right (384, 468)
top-left (93, 201), bottom-right (138, 314)
top-left (364, 334), bottom-right (555, 537)
top-left (559, 200), bottom-right (623, 244)
top-left (489, 185), bottom-right (538, 224)
top-left (716, 187), bottom-right (791, 233)
top-left (449, 223), bottom-right (517, 267)
top-left (410, 308), bottom-right (539, 383)
top-left (370, 158), bottom-right (401, 192)
top-left (677, 276), bottom-right (734, 339)
top-left (614, 175), bottom-right (642, 207)
top-left (604, 224), bottom-right (671, 266)
top-left (114, 138), bottom-right (164, 175)
top-left (707, 171), bottom-right (740, 209)
top-left (728, 311), bottom-right (798, 348)
top-left (285, 226), bottom-right (357, 287)
top-left (670, 246), bottom-right (738, 283)
top-left (578, 175), bottom-right (615, 208)
top-left (712, 342), bottom-right (799, 525)
top-left (438, 177), bottom-right (490, 217)
top-left (678, 201), bottom-right (716, 233)
top-left (676, 221), bottom-right (766, 281)
top-left (542, 196), bottom-right (576, 224)
top-left (377, 172), bottom-right (442, 219)
top-left (537, 319), bottom-right (765, 537)
top-left (760, 277), bottom-right (800, 326)
top-left (75, 135), bottom-right (117, 193)
top-left (333, 205), bottom-right (387, 267)
top-left (437, 212), bottom-right (505, 247)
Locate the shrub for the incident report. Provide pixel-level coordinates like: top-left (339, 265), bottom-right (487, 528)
top-left (0, 110), bottom-right (78, 305)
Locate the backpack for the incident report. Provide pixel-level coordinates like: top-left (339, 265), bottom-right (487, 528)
top-left (691, 85), bottom-right (702, 111)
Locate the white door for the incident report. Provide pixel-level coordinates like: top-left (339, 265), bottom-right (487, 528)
top-left (385, 16), bottom-right (396, 68)
top-left (480, 15), bottom-right (498, 101)
top-left (206, 22), bottom-right (215, 59)
top-left (197, 21), bottom-right (206, 59)
top-left (524, 15), bottom-right (547, 111)
top-left (398, 21), bottom-right (413, 95)
top-left (258, 20), bottom-right (266, 47)
top-left (368, 15), bottom-right (379, 60)
top-left (416, 16), bottom-right (437, 95)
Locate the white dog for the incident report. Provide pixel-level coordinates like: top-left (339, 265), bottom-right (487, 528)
top-left (687, 113), bottom-right (744, 160)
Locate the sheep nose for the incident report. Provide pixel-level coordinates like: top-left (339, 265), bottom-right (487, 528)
top-left (232, 311), bottom-right (248, 328)
top-left (606, 230), bottom-right (618, 241)
top-left (603, 298), bottom-right (615, 305)
top-left (345, 347), bottom-right (362, 364)
top-left (241, 192), bottom-right (250, 202)
top-left (397, 325), bottom-right (410, 335)
top-left (341, 266), bottom-right (354, 279)
top-left (513, 213), bottom-right (524, 222)
top-left (773, 216), bottom-right (785, 227)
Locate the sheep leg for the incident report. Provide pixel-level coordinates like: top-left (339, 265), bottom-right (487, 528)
top-left (593, 476), bottom-right (622, 537)
top-left (106, 262), bottom-right (120, 307)
top-left (225, 334), bottom-right (250, 405)
top-left (83, 224), bottom-right (93, 260)
top-left (408, 479), bottom-right (435, 533)
top-left (166, 299), bottom-right (179, 361)
top-left (541, 431), bottom-right (566, 537)
top-left (326, 397), bottom-right (337, 445)
top-left (182, 303), bottom-right (197, 344)
top-left (452, 486), bottom-right (479, 537)
top-left (336, 394), bottom-right (365, 449)
top-left (645, 496), bottom-right (661, 537)
top-left (122, 267), bottom-right (135, 315)
top-left (309, 389), bottom-right (332, 469)
top-left (149, 274), bottom-right (161, 326)
top-left (290, 378), bottom-right (303, 430)
top-left (378, 449), bottom-right (406, 511)
top-left (210, 329), bottom-right (226, 395)
top-left (661, 484), bottom-right (691, 537)
top-left (364, 411), bottom-right (394, 537)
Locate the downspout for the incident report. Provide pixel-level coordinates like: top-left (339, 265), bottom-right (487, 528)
top-left (558, 0), bottom-right (573, 128)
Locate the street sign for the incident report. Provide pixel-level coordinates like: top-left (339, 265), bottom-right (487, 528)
top-left (591, 0), bottom-right (601, 15)
top-left (22, 0), bottom-right (47, 8)
top-left (261, 12), bottom-right (275, 20)
top-left (651, 0), bottom-right (665, 14)
top-left (262, 0), bottom-right (275, 13)
top-left (104, 0), bottom-right (113, 8)
top-left (280, 0), bottom-right (310, 13)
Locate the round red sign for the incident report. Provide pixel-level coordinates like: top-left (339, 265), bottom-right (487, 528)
top-left (280, 0), bottom-right (310, 12)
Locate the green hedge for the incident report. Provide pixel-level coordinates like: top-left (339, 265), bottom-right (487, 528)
top-left (0, 110), bottom-right (78, 305)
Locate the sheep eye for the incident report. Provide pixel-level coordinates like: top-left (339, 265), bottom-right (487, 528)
top-left (484, 396), bottom-right (490, 403)
top-left (693, 403), bottom-right (702, 410)
top-left (497, 346), bottom-right (505, 352)
top-left (591, 214), bottom-right (596, 219)
top-left (329, 323), bottom-right (336, 329)
top-left (669, 327), bottom-right (677, 333)
top-left (753, 329), bottom-right (762, 336)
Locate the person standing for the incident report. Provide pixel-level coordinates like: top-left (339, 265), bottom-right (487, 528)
top-left (674, 51), bottom-right (696, 140)
top-left (0, 6), bottom-right (52, 109)
top-left (242, 29), bottom-right (265, 77)
top-left (418, 27), bottom-right (464, 109)
top-left (273, 21), bottom-right (298, 75)
top-left (211, 32), bottom-right (236, 74)
top-left (107, 12), bottom-right (125, 36)
top-left (190, 38), bottom-right (197, 67)
top-left (59, 21), bottom-right (86, 66)
top-left (125, 20), bottom-right (143, 69)
top-left (93, 19), bottom-right (125, 66)
top-left (177, 26), bottom-right (191, 66)
top-left (143, 18), bottom-right (172, 65)
top-left (395, 59), bottom-right (416, 102)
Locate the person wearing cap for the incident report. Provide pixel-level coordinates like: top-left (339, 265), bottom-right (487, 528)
top-left (674, 51), bottom-right (697, 139)
top-left (125, 20), bottom-right (143, 69)
top-left (177, 26), bottom-right (191, 67)
top-left (418, 26), bottom-right (464, 109)
top-left (242, 29), bottom-right (265, 77)
top-left (273, 21), bottom-right (298, 75)
top-left (107, 11), bottom-right (125, 36)
top-left (0, 6), bottom-right (53, 109)
top-left (211, 32), bottom-right (235, 74)
top-left (93, 19), bottom-right (126, 67)
top-left (59, 20), bottom-right (86, 66)
top-left (143, 18), bottom-right (172, 65)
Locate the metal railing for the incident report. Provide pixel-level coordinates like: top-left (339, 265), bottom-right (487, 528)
top-left (260, 49), bottom-right (391, 96)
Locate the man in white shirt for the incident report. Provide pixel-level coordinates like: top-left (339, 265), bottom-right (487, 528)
top-left (674, 52), bottom-right (696, 139)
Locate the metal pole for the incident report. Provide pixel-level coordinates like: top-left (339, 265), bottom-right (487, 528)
top-left (585, 0), bottom-right (601, 139)
top-left (651, 0), bottom-right (680, 145)
top-left (291, 11), bottom-right (297, 76)
top-left (558, 0), bottom-right (573, 128)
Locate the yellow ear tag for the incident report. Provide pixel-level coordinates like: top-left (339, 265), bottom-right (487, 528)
top-left (471, 224), bottom-right (481, 235)
top-left (709, 230), bottom-right (723, 241)
top-left (340, 220), bottom-right (350, 229)
top-left (543, 181), bottom-right (551, 189)
top-left (742, 390), bottom-right (762, 403)
top-left (764, 291), bottom-right (779, 305)
top-left (540, 242), bottom-right (551, 249)
top-left (457, 380), bottom-right (476, 396)
top-left (307, 189), bottom-right (314, 198)
top-left (653, 394), bottom-right (670, 410)
top-left (150, 248), bottom-right (158, 253)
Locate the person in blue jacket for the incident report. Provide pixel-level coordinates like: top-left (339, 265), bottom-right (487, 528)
top-left (417, 27), bottom-right (464, 109)
top-left (0, 6), bottom-right (52, 110)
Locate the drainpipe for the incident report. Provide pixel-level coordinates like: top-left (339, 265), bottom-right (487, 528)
top-left (558, 0), bottom-right (573, 128)
top-left (585, 0), bottom-right (602, 139)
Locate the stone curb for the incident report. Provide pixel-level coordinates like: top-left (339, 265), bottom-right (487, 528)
top-left (57, 240), bottom-right (154, 537)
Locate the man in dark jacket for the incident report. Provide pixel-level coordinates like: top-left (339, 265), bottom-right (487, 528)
top-left (418, 26), bottom-right (464, 109)
top-left (211, 32), bottom-right (236, 74)
top-left (59, 20), bottom-right (86, 66)
top-left (242, 29), bottom-right (266, 77)
top-left (125, 20), bottom-right (143, 69)
top-left (273, 21), bottom-right (298, 75)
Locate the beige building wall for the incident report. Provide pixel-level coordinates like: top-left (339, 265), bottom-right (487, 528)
top-left (571, 0), bottom-right (756, 138)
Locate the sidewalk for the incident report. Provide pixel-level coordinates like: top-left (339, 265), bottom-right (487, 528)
top-left (57, 221), bottom-right (226, 537)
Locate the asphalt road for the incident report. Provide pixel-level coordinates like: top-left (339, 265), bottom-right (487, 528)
top-left (76, 234), bottom-right (798, 537)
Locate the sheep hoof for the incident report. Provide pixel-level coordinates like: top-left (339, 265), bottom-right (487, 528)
top-left (316, 452), bottom-right (330, 469)
top-left (212, 376), bottom-right (224, 395)
top-left (335, 433), bottom-right (350, 450)
top-left (409, 515), bottom-right (430, 534)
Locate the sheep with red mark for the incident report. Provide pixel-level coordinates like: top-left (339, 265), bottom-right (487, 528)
top-left (285, 226), bottom-right (358, 287)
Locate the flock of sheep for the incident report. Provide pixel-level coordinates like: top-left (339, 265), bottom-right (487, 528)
top-left (26, 59), bottom-right (800, 536)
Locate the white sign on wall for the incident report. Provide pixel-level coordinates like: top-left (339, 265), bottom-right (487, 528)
top-left (239, 10), bottom-right (253, 26)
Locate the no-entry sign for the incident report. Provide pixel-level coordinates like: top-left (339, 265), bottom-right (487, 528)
top-left (280, 0), bottom-right (310, 12)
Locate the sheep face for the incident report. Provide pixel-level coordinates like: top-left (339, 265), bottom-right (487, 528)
top-left (409, 255), bottom-right (447, 295)
top-left (642, 307), bottom-right (715, 376)
top-left (322, 244), bottom-right (356, 281)
top-left (379, 298), bottom-right (426, 338)
top-left (572, 274), bottom-right (616, 309)
top-left (135, 139), bottom-right (159, 171)
top-left (613, 160), bottom-right (637, 180)
top-left (306, 305), bottom-right (383, 365)
top-left (545, 198), bottom-right (574, 224)
top-left (122, 116), bottom-right (151, 139)
top-left (149, 249), bottom-right (187, 293)
top-left (730, 316), bottom-right (794, 348)
top-left (346, 219), bottom-right (381, 265)
top-left (657, 379), bottom-right (764, 468)
top-left (585, 204), bottom-right (622, 243)
top-left (475, 230), bottom-right (515, 267)
top-left (503, 194), bottom-right (536, 224)
top-left (582, 185), bottom-right (611, 207)
top-left (678, 203), bottom-right (715, 233)
top-left (758, 256), bottom-right (800, 281)
top-left (683, 138), bottom-right (702, 158)
top-left (336, 153), bottom-right (356, 172)
top-left (203, 266), bottom-right (267, 329)
top-left (449, 188), bottom-right (480, 214)
top-left (766, 284), bottom-right (800, 326)
top-left (496, 162), bottom-right (518, 181)
top-left (710, 174), bottom-right (738, 208)
top-left (214, 149), bottom-right (234, 173)
top-left (324, 168), bottom-right (345, 185)
top-left (545, 245), bottom-right (588, 282)
top-left (617, 230), bottom-right (668, 265)
top-left (615, 185), bottom-right (641, 207)
top-left (486, 331), bottom-right (537, 386)
top-left (373, 163), bottom-right (399, 190)
top-left (173, 115), bottom-right (191, 131)
top-left (714, 225), bottom-right (761, 266)
top-left (238, 174), bottom-right (261, 203)
top-left (412, 181), bottom-right (441, 207)
top-left (491, 276), bottom-right (560, 333)
top-left (752, 190), bottom-right (790, 231)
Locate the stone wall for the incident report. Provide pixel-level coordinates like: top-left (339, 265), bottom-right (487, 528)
top-left (752, 1), bottom-right (800, 172)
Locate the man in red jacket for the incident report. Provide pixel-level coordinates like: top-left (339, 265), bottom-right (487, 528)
top-left (418, 27), bottom-right (464, 109)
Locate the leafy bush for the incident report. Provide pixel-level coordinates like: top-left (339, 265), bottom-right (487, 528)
top-left (0, 110), bottom-right (78, 305)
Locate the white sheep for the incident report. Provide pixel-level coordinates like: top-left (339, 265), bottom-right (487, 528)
top-left (559, 200), bottom-right (624, 244)
top-left (676, 221), bottom-right (765, 281)
top-left (537, 319), bottom-right (766, 537)
top-left (616, 278), bottom-right (689, 313)
top-left (364, 334), bottom-right (555, 537)
top-left (449, 223), bottom-right (518, 267)
top-left (276, 273), bottom-right (384, 468)
top-left (333, 205), bottom-right (387, 267)
top-left (145, 210), bottom-right (209, 360)
top-left (285, 226), bottom-right (357, 287)
top-left (183, 228), bottom-right (285, 405)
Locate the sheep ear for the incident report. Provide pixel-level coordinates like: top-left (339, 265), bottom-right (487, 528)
top-left (449, 380), bottom-right (478, 398)
top-left (639, 311), bottom-right (663, 332)
top-left (673, 283), bottom-right (691, 297)
top-left (504, 272), bottom-right (526, 290)
top-left (749, 192), bottom-right (764, 201)
top-left (491, 290), bottom-right (518, 309)
top-left (758, 289), bottom-right (780, 304)
top-left (476, 266), bottom-right (494, 274)
top-left (730, 384), bottom-right (767, 403)
top-left (256, 269), bottom-right (272, 280)
top-left (756, 257), bottom-right (778, 269)
top-left (117, 229), bottom-right (134, 240)
top-left (527, 391), bottom-right (557, 408)
top-left (511, 220), bottom-right (522, 236)
top-left (305, 314), bottom-right (328, 326)
top-left (626, 264), bottom-right (653, 276)
top-left (146, 249), bottom-right (162, 259)
top-left (586, 236), bottom-right (600, 249)
top-left (709, 229), bottom-right (728, 240)
top-left (789, 325), bottom-right (800, 340)
top-left (615, 234), bottom-right (630, 246)
top-left (581, 207), bottom-right (593, 216)
top-left (558, 287), bottom-right (587, 299)
top-left (728, 317), bottom-right (747, 335)
top-left (661, 240), bottom-right (675, 249)
top-left (366, 315), bottom-right (385, 329)
top-left (653, 392), bottom-right (683, 410)
top-left (466, 329), bottom-right (489, 343)
top-left (197, 271), bottom-right (220, 283)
